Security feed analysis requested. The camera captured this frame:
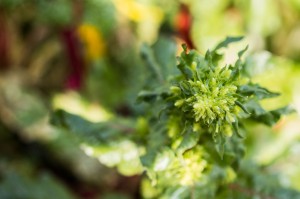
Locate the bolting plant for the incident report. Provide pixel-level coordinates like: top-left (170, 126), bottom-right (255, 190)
top-left (51, 37), bottom-right (298, 198)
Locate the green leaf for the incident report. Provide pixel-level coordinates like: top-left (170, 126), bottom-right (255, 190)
top-left (177, 46), bottom-right (198, 79)
top-left (152, 36), bottom-right (178, 78)
top-left (51, 110), bottom-right (143, 176)
top-left (238, 83), bottom-right (280, 99)
top-left (238, 45), bottom-right (249, 58)
top-left (50, 109), bottom-right (135, 145)
top-left (141, 43), bottom-right (164, 83)
top-left (243, 99), bottom-right (267, 116)
top-left (176, 131), bottom-right (200, 156)
top-left (141, 123), bottom-right (169, 168)
top-left (270, 105), bottom-right (295, 115)
top-left (233, 120), bottom-right (245, 138)
top-left (137, 90), bottom-right (159, 103)
top-left (254, 106), bottom-right (295, 126)
top-left (215, 135), bottom-right (227, 159)
top-left (214, 36), bottom-right (244, 51)
top-left (140, 150), bottom-right (157, 169)
top-left (0, 170), bottom-right (75, 199)
top-left (242, 100), bottom-right (294, 126)
top-left (235, 101), bottom-right (250, 114)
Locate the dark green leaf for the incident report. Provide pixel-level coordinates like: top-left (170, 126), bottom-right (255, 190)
top-left (254, 106), bottom-right (295, 126)
top-left (233, 120), bottom-right (245, 138)
top-left (140, 43), bottom-right (164, 83)
top-left (243, 99), bottom-right (267, 116)
top-left (0, 170), bottom-right (74, 199)
top-left (235, 101), bottom-right (250, 114)
top-left (153, 36), bottom-right (178, 77)
top-left (177, 46), bottom-right (198, 79)
top-left (50, 109), bottom-right (135, 145)
top-left (238, 83), bottom-right (280, 99)
top-left (243, 101), bottom-right (294, 126)
top-left (137, 90), bottom-right (159, 103)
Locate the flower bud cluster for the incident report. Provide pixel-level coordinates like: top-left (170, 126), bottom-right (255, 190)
top-left (177, 146), bottom-right (207, 185)
top-left (171, 66), bottom-right (240, 136)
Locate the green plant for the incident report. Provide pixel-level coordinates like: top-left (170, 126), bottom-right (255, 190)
top-left (51, 37), bottom-right (298, 198)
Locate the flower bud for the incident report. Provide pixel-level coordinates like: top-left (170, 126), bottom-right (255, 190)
top-left (175, 99), bottom-right (185, 107)
top-left (191, 61), bottom-right (197, 70)
top-left (170, 86), bottom-right (181, 94)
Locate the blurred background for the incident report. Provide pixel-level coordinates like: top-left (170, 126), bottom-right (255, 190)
top-left (0, 0), bottom-right (300, 198)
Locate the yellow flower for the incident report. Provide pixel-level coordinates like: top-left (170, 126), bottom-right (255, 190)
top-left (77, 24), bottom-right (105, 60)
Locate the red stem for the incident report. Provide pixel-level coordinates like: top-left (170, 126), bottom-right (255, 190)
top-left (60, 27), bottom-right (85, 90)
top-left (0, 8), bottom-right (10, 69)
top-left (176, 4), bottom-right (194, 49)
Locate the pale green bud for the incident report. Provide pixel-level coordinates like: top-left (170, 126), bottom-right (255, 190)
top-left (175, 99), bottom-right (185, 107)
top-left (224, 69), bottom-right (232, 78)
top-left (212, 87), bottom-right (219, 96)
top-left (193, 123), bottom-right (201, 132)
top-left (186, 97), bottom-right (194, 103)
top-left (191, 61), bottom-right (197, 70)
top-left (211, 78), bottom-right (217, 87)
top-left (226, 113), bottom-right (235, 123)
top-left (223, 125), bottom-right (233, 137)
top-left (200, 84), bottom-right (207, 93)
top-left (170, 86), bottom-right (181, 94)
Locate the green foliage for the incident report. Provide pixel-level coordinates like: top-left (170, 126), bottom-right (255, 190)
top-left (51, 110), bottom-right (143, 176)
top-left (82, 0), bottom-right (116, 37)
top-left (0, 160), bottom-right (75, 199)
top-left (37, 0), bottom-right (72, 26)
top-left (140, 37), bottom-right (290, 157)
top-left (2, 0), bottom-right (300, 197)
top-left (136, 37), bottom-right (298, 198)
top-left (51, 37), bottom-right (300, 198)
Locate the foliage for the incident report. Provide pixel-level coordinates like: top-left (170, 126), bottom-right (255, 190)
top-left (2, 0), bottom-right (300, 198)
top-left (51, 37), bottom-right (299, 198)
top-left (0, 171), bottom-right (74, 199)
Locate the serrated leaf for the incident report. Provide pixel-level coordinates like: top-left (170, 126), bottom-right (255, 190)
top-left (229, 64), bottom-right (241, 80)
top-left (238, 83), bottom-right (280, 99)
top-left (214, 36), bottom-right (244, 51)
top-left (272, 106), bottom-right (295, 115)
top-left (254, 106), bottom-right (295, 126)
top-left (242, 101), bottom-right (294, 126)
top-left (238, 45), bottom-right (249, 58)
top-left (177, 46), bottom-right (197, 79)
top-left (205, 50), bottom-right (213, 65)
